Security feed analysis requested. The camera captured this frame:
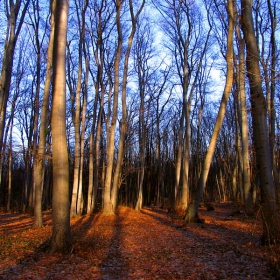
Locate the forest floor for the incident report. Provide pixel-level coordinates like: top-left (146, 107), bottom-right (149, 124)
top-left (0, 202), bottom-right (279, 279)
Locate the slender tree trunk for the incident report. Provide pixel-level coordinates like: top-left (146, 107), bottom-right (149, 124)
top-left (70, 0), bottom-right (89, 217)
top-left (87, 2), bottom-right (107, 213)
top-left (174, 112), bottom-right (184, 206)
top-left (33, 1), bottom-right (55, 228)
top-left (50, 0), bottom-right (70, 254)
top-left (88, 85), bottom-right (104, 214)
top-left (241, 0), bottom-right (279, 244)
top-left (180, 102), bottom-right (191, 211)
top-left (70, 55), bottom-right (82, 217)
top-left (234, 16), bottom-right (253, 213)
top-left (110, 1), bottom-right (125, 212)
top-left (184, 0), bottom-right (234, 222)
top-left (31, 12), bottom-right (42, 212)
top-left (234, 98), bottom-right (243, 202)
top-left (7, 129), bottom-right (12, 212)
top-left (87, 59), bottom-right (100, 214)
top-left (102, 1), bottom-right (122, 216)
top-left (112, 0), bottom-right (146, 212)
top-left (7, 102), bottom-right (15, 212)
top-left (103, 0), bottom-right (145, 214)
top-left (266, 0), bottom-right (279, 202)
top-left (76, 76), bottom-right (87, 215)
top-left (135, 77), bottom-right (147, 211)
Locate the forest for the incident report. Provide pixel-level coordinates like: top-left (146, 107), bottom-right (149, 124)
top-left (0, 0), bottom-right (280, 275)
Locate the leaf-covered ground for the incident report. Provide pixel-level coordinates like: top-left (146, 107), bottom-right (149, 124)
top-left (0, 202), bottom-right (279, 279)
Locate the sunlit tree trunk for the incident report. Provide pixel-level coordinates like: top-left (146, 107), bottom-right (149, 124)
top-left (110, 0), bottom-right (126, 212)
top-left (174, 112), bottom-right (184, 206)
top-left (33, 0), bottom-right (54, 228)
top-left (88, 63), bottom-right (105, 214)
top-left (22, 112), bottom-right (34, 212)
top-left (70, 0), bottom-right (89, 217)
top-left (104, 0), bottom-right (145, 214)
top-left (233, 94), bottom-right (244, 202)
top-left (241, 0), bottom-right (279, 244)
top-left (86, 1), bottom-right (109, 214)
top-left (77, 71), bottom-right (87, 215)
top-left (154, 73), bottom-right (171, 207)
top-left (30, 1), bottom-right (42, 212)
top-left (87, 27), bottom-right (100, 214)
top-left (115, 0), bottom-right (146, 212)
top-left (180, 12), bottom-right (212, 211)
top-left (113, 0), bottom-right (146, 212)
top-left (234, 13), bottom-right (253, 214)
top-left (180, 104), bottom-right (190, 210)
top-left (69, 45), bottom-right (82, 217)
top-left (102, 0), bottom-right (123, 216)
top-left (87, 130), bottom-right (94, 214)
top-left (135, 67), bottom-right (147, 211)
top-left (33, 1), bottom-right (54, 226)
top-left (50, 0), bottom-right (70, 254)
top-left (185, 0), bottom-right (234, 222)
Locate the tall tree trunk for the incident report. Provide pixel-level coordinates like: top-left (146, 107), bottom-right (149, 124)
top-left (76, 74), bottom-right (87, 215)
top-left (174, 112), bottom-right (184, 206)
top-left (50, 0), bottom-right (70, 254)
top-left (70, 0), bottom-right (89, 217)
top-left (110, 0), bottom-right (126, 212)
top-left (104, 0), bottom-right (145, 214)
top-left (184, 0), bottom-right (234, 222)
top-left (88, 77), bottom-right (105, 214)
top-left (234, 15), bottom-right (253, 214)
top-left (70, 52), bottom-right (82, 217)
top-left (33, 0), bottom-right (54, 228)
top-left (102, 0), bottom-right (123, 216)
top-left (135, 71), bottom-right (147, 211)
top-left (116, 0), bottom-right (146, 212)
top-left (180, 102), bottom-right (191, 211)
top-left (241, 0), bottom-right (279, 244)
top-left (7, 125), bottom-right (12, 212)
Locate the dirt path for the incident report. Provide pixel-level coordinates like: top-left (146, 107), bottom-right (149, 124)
top-left (0, 203), bottom-right (278, 279)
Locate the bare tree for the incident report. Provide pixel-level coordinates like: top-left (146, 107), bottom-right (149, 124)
top-left (154, 0), bottom-right (212, 211)
top-left (233, 1), bottom-right (253, 214)
top-left (0, 0), bottom-right (30, 198)
top-left (241, 0), bottom-right (279, 244)
top-left (86, 0), bottom-right (114, 214)
top-left (103, 0), bottom-right (145, 215)
top-left (33, 0), bottom-right (54, 228)
top-left (185, 0), bottom-right (234, 222)
top-left (70, 0), bottom-right (89, 217)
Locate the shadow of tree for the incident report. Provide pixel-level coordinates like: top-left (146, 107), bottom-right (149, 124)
top-left (0, 205), bottom-right (277, 279)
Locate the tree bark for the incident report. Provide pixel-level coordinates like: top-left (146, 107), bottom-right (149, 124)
top-left (33, 0), bottom-right (55, 228)
top-left (241, 0), bottom-right (279, 244)
top-left (234, 12), bottom-right (253, 214)
top-left (102, 0), bottom-right (123, 216)
top-left (50, 0), bottom-right (71, 254)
